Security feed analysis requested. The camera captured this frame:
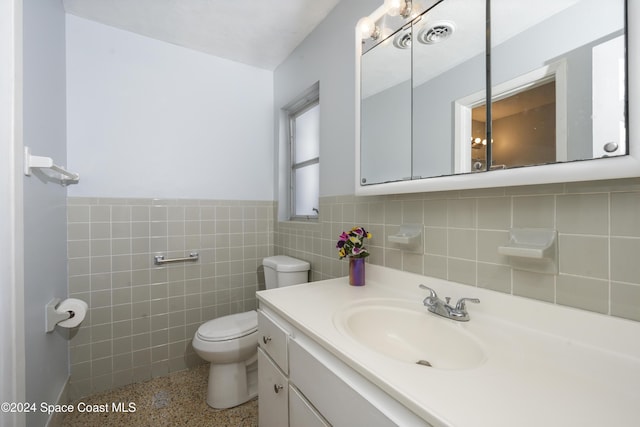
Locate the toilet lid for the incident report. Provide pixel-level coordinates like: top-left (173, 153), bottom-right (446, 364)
top-left (196, 311), bottom-right (258, 342)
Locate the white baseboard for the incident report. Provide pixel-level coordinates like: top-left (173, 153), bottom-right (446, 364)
top-left (46, 377), bottom-right (69, 427)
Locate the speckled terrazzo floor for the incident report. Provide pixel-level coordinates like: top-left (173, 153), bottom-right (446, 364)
top-left (62, 364), bottom-right (258, 427)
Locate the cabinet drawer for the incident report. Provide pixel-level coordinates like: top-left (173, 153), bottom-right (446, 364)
top-left (258, 348), bottom-right (288, 427)
top-left (258, 309), bottom-right (289, 374)
top-left (289, 385), bottom-right (330, 427)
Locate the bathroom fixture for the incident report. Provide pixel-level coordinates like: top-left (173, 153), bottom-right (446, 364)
top-left (357, 0), bottom-right (414, 42)
top-left (357, 16), bottom-right (381, 40)
top-left (258, 264), bottom-right (640, 425)
top-left (498, 228), bottom-right (558, 274)
top-left (387, 224), bottom-right (422, 250)
top-left (153, 252), bottom-right (199, 265)
top-left (192, 255), bottom-right (310, 409)
top-left (419, 284), bottom-right (479, 321)
top-left (23, 146), bottom-right (79, 185)
top-left (385, 0), bottom-right (412, 18)
top-left (333, 298), bottom-right (486, 369)
top-left (45, 298), bottom-right (88, 332)
top-left (357, 0), bottom-right (636, 195)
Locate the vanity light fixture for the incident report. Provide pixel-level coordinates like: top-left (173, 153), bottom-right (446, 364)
top-left (357, 15), bottom-right (381, 40)
top-left (384, 0), bottom-right (412, 18)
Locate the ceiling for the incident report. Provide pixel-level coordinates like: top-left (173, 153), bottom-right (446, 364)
top-left (62, 0), bottom-right (343, 70)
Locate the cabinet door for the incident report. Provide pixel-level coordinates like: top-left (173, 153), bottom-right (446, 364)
top-left (290, 338), bottom-right (416, 427)
top-left (289, 385), bottom-right (330, 427)
top-left (258, 309), bottom-right (289, 373)
top-left (258, 348), bottom-right (288, 427)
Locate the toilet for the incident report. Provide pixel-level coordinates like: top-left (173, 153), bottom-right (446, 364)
top-left (192, 255), bottom-right (310, 408)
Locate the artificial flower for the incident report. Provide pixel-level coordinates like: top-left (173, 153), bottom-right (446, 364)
top-left (336, 226), bottom-right (372, 259)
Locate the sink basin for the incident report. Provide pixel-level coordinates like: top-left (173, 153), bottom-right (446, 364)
top-left (334, 299), bottom-right (486, 370)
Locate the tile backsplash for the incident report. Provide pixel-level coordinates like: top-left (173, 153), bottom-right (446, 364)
top-left (275, 179), bottom-right (640, 324)
top-left (67, 179), bottom-right (640, 398)
top-left (66, 197), bottom-right (273, 399)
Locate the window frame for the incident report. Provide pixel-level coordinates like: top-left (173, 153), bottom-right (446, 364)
top-left (289, 96), bottom-right (320, 221)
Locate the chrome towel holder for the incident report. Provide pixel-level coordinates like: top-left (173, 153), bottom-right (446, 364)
top-left (154, 252), bottom-right (199, 265)
top-left (24, 146), bottom-right (79, 185)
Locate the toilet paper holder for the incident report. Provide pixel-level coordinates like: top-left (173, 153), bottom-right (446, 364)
top-left (45, 298), bottom-right (72, 333)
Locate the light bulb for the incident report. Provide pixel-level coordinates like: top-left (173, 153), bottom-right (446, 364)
top-left (474, 138), bottom-right (481, 144)
top-left (482, 139), bottom-right (487, 145)
top-left (384, 0), bottom-right (403, 16)
top-left (357, 16), bottom-right (376, 39)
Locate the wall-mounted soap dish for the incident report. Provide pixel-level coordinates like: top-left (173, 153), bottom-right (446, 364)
top-left (388, 224), bottom-right (422, 251)
top-left (498, 228), bottom-right (558, 274)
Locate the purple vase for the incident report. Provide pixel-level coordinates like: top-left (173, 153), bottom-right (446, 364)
top-left (349, 257), bottom-right (365, 286)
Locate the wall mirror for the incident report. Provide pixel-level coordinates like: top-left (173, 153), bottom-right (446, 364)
top-left (357, 0), bottom-right (637, 194)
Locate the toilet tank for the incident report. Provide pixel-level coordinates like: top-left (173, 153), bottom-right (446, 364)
top-left (263, 255), bottom-right (310, 289)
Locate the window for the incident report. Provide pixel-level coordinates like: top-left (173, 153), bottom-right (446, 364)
top-left (288, 92), bottom-right (319, 220)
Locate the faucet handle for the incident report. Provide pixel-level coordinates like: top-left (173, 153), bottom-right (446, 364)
top-left (418, 284), bottom-right (437, 298)
top-left (419, 284), bottom-right (439, 307)
top-left (455, 297), bottom-right (480, 311)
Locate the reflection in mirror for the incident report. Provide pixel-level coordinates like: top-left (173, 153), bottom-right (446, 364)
top-left (473, 81), bottom-right (557, 170)
top-left (360, 26), bottom-right (412, 185)
top-left (489, 0), bottom-right (626, 168)
top-left (412, 0), bottom-right (485, 179)
top-left (457, 61), bottom-right (567, 172)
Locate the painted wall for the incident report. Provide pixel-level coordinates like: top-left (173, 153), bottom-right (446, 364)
top-left (66, 15), bottom-right (274, 201)
top-left (274, 0), bottom-right (381, 206)
top-left (23, 0), bottom-right (68, 425)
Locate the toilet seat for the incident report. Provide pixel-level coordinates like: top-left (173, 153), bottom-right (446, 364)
top-left (196, 311), bottom-right (257, 342)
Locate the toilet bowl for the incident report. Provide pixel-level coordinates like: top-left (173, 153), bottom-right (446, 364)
top-left (192, 255), bottom-right (310, 409)
top-left (192, 311), bottom-right (259, 409)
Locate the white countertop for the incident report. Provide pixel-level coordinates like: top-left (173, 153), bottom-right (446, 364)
top-left (257, 265), bottom-right (640, 427)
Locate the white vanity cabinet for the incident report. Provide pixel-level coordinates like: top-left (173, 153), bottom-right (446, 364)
top-left (257, 309), bottom-right (290, 427)
top-left (257, 266), bottom-right (640, 426)
top-left (257, 348), bottom-right (288, 427)
top-left (288, 385), bottom-right (330, 427)
top-left (257, 307), bottom-right (430, 427)
top-left (258, 308), bottom-right (329, 427)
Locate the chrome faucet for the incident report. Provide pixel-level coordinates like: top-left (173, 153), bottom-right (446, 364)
top-left (419, 284), bottom-right (479, 322)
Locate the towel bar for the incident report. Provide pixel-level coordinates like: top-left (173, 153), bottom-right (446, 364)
top-left (154, 252), bottom-right (199, 265)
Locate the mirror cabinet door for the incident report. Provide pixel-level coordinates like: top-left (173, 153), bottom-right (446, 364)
top-left (360, 28), bottom-right (412, 185)
top-left (359, 0), bottom-right (627, 184)
top-left (487, 0), bottom-right (626, 169)
top-left (412, 0), bottom-right (486, 178)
